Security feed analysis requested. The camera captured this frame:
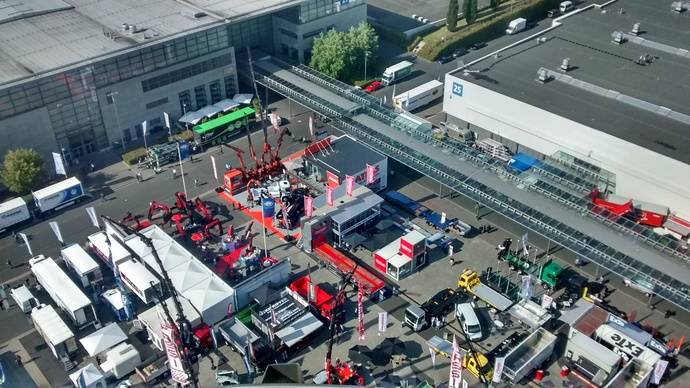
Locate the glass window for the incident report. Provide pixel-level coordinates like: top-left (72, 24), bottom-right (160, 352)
top-left (194, 86), bottom-right (207, 109)
top-left (209, 81), bottom-right (222, 104)
top-left (279, 28), bottom-right (298, 39)
top-left (223, 76), bottom-right (236, 98)
top-left (179, 90), bottom-right (192, 113)
top-left (145, 97), bottom-right (169, 110)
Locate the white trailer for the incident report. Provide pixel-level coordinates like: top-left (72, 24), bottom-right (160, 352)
top-left (32, 177), bottom-right (85, 214)
top-left (566, 327), bottom-right (622, 385)
top-left (394, 80), bottom-right (443, 111)
top-left (88, 231), bottom-right (132, 269)
top-left (502, 327), bottom-right (557, 382)
top-left (61, 243), bottom-right (103, 288)
top-left (118, 259), bottom-right (161, 304)
top-left (0, 197), bottom-right (31, 233)
top-left (30, 255), bottom-right (98, 329)
top-left (381, 61), bottom-right (414, 85)
top-left (31, 304), bottom-right (78, 360)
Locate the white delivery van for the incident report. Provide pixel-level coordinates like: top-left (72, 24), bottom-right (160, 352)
top-left (11, 285), bottom-right (39, 313)
top-left (456, 303), bottom-right (482, 341)
top-left (560, 1), bottom-right (574, 13)
top-left (506, 18), bottom-right (527, 34)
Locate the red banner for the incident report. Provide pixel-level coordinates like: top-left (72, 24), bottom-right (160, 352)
top-left (345, 175), bottom-right (355, 196)
top-left (326, 187), bottom-right (333, 207)
top-left (357, 282), bottom-right (365, 341)
top-left (304, 196), bottom-right (314, 218)
top-left (366, 164), bottom-right (375, 184)
top-left (158, 309), bottom-right (190, 385)
top-left (326, 170), bottom-right (340, 189)
top-left (449, 335), bottom-right (463, 388)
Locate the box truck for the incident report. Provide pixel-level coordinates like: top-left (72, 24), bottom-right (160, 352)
top-left (32, 177), bottom-right (85, 215)
top-left (0, 197), bottom-right (32, 233)
top-left (506, 18), bottom-right (527, 34)
top-left (31, 304), bottom-right (79, 360)
top-left (61, 243), bottom-right (103, 288)
top-left (30, 255), bottom-right (99, 329)
top-left (393, 80), bottom-right (443, 111)
top-left (381, 61), bottom-right (413, 86)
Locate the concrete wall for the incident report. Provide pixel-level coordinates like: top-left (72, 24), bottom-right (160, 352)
top-left (0, 107), bottom-right (59, 163)
top-left (272, 4), bottom-right (367, 63)
top-left (97, 47), bottom-right (237, 147)
top-left (443, 73), bottom-right (690, 215)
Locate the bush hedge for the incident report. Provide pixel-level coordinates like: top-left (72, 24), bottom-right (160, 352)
top-left (122, 147), bottom-right (147, 165)
top-left (419, 0), bottom-right (560, 60)
top-left (372, 24), bottom-right (408, 48)
top-left (169, 129), bottom-right (195, 143)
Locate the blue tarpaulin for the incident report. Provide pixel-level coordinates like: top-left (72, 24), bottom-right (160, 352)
top-left (508, 153), bottom-right (541, 173)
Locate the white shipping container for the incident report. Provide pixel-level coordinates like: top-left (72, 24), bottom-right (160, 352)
top-left (394, 80), bottom-right (443, 111)
top-left (32, 177), bottom-right (85, 213)
top-left (0, 197), bottom-right (31, 232)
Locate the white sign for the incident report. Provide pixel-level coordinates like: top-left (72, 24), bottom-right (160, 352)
top-left (308, 115), bottom-right (315, 137)
top-left (158, 309), bottom-right (190, 385)
top-left (520, 275), bottom-right (532, 300)
top-left (164, 112), bottom-right (171, 130)
top-left (142, 120), bottom-right (148, 136)
top-left (211, 155), bottom-right (218, 180)
top-left (378, 312), bottom-right (387, 332)
top-left (48, 221), bottom-right (63, 244)
top-left (492, 356), bottom-right (505, 383)
top-left (85, 207), bottom-right (99, 228)
top-left (440, 212), bottom-right (447, 224)
top-left (651, 359), bottom-right (669, 384)
top-left (53, 152), bottom-right (67, 176)
top-left (541, 294), bottom-right (553, 310)
top-left (19, 233), bottom-right (32, 256)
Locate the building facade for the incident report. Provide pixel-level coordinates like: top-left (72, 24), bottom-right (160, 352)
top-left (0, 0), bottom-right (366, 165)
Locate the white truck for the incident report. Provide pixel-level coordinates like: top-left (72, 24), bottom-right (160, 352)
top-left (0, 197), bottom-right (32, 233)
top-left (31, 304), bottom-right (79, 360)
top-left (394, 80), bottom-right (443, 111)
top-left (506, 18), bottom-right (527, 34)
top-left (381, 61), bottom-right (414, 86)
top-left (502, 327), bottom-right (557, 383)
top-left (30, 255), bottom-right (99, 329)
top-left (32, 177), bottom-right (86, 215)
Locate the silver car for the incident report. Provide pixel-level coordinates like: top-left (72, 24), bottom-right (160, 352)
top-left (624, 276), bottom-right (655, 296)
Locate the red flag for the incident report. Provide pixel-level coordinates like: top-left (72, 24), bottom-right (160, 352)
top-left (449, 335), bottom-right (463, 388)
top-left (345, 175), bottom-right (355, 196)
top-left (326, 187), bottom-right (333, 207)
top-left (357, 282), bottom-right (365, 341)
top-left (366, 164), bottom-right (376, 184)
top-left (304, 196), bottom-right (313, 218)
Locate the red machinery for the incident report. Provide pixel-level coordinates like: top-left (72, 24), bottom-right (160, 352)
top-left (203, 218), bottom-right (223, 238)
top-left (122, 212), bottom-right (151, 231)
top-left (288, 276), bottom-right (337, 321)
top-left (194, 198), bottom-right (212, 223)
top-left (590, 189), bottom-right (671, 227)
top-left (589, 189), bottom-right (633, 216)
top-left (175, 191), bottom-right (191, 212)
top-left (148, 201), bottom-right (172, 222)
top-left (223, 129), bottom-right (288, 195)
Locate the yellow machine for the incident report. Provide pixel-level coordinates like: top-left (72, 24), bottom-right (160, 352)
top-left (462, 351), bottom-right (493, 381)
top-left (457, 268), bottom-right (481, 291)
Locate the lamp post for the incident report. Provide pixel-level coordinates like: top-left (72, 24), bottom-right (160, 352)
top-left (182, 102), bottom-right (189, 131)
top-left (363, 50), bottom-right (369, 81)
top-left (107, 92), bottom-right (125, 151)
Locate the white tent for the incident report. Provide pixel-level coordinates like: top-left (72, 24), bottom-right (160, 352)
top-left (140, 242), bottom-right (193, 275)
top-left (69, 363), bottom-right (105, 388)
top-left (79, 322), bottom-right (127, 356)
top-left (213, 99), bottom-right (240, 113)
top-left (182, 276), bottom-right (234, 325)
top-left (138, 297), bottom-right (202, 351)
top-left (168, 259), bottom-right (212, 293)
top-left (124, 226), bottom-right (172, 259)
top-left (233, 93), bottom-right (253, 105)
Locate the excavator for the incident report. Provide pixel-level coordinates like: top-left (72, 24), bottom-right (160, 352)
top-left (122, 212), bottom-right (151, 231)
top-left (148, 201), bottom-right (172, 223)
top-left (194, 197), bottom-right (212, 224)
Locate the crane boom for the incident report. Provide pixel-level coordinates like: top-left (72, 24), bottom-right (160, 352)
top-left (325, 264), bottom-right (358, 384)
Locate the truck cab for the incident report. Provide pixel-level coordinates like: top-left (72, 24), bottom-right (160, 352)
top-left (404, 304), bottom-right (427, 331)
top-left (463, 352), bottom-right (493, 381)
top-left (381, 61), bottom-right (413, 86)
top-left (404, 288), bottom-right (459, 331)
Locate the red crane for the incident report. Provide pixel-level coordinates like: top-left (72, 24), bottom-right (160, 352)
top-left (325, 266), bottom-right (360, 385)
top-left (148, 201), bottom-right (172, 222)
top-left (194, 198), bottom-right (212, 223)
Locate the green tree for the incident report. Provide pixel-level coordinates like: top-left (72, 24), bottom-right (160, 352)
top-left (490, 0), bottom-right (499, 10)
top-left (1, 148), bottom-right (44, 194)
top-left (464, 0), bottom-right (478, 24)
top-left (309, 22), bottom-right (379, 82)
top-left (447, 0), bottom-right (459, 32)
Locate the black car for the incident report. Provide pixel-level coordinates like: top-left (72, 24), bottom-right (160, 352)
top-left (437, 54), bottom-right (454, 64)
top-left (452, 48), bottom-right (468, 58)
top-left (469, 42), bottom-right (487, 50)
top-left (547, 9), bottom-right (560, 18)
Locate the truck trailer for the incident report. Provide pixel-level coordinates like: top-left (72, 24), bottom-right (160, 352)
top-left (31, 304), bottom-right (78, 360)
top-left (217, 317), bottom-right (274, 369)
top-left (458, 269), bottom-right (513, 312)
top-left (30, 255), bottom-right (98, 329)
top-left (393, 80), bottom-right (443, 111)
top-left (381, 61), bottom-right (413, 85)
top-left (0, 197), bottom-right (31, 233)
top-left (32, 177), bottom-right (85, 215)
top-left (502, 327), bottom-right (557, 383)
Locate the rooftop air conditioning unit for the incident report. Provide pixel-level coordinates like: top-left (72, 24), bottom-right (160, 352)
top-left (560, 58), bottom-right (570, 71)
top-left (631, 22), bottom-right (641, 35)
top-left (611, 31), bottom-right (625, 44)
top-left (671, 1), bottom-right (683, 13)
top-left (537, 68), bottom-right (550, 83)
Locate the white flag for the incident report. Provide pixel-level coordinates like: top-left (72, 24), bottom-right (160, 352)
top-left (53, 152), bottom-right (67, 176)
top-left (142, 120), bottom-right (148, 136)
top-left (378, 312), bottom-right (387, 333)
top-left (492, 356), bottom-right (506, 383)
top-left (164, 112), bottom-right (171, 129)
top-left (85, 207), bottom-right (99, 228)
top-left (308, 115), bottom-right (315, 137)
top-left (49, 221), bottom-right (63, 244)
top-left (441, 212), bottom-right (447, 224)
top-left (521, 232), bottom-right (529, 255)
top-left (651, 359), bottom-right (669, 384)
top-left (429, 346), bottom-right (436, 367)
top-left (19, 233), bottom-right (32, 256)
top-left (211, 155), bottom-right (218, 180)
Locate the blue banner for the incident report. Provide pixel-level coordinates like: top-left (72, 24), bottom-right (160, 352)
top-left (262, 197), bottom-right (275, 218)
top-left (178, 141), bottom-right (191, 160)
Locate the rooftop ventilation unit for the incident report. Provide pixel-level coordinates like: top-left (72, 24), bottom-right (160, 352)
top-left (611, 31), bottom-right (625, 45)
top-left (671, 1), bottom-right (685, 12)
top-left (631, 23), bottom-right (641, 35)
top-left (536, 68), bottom-right (551, 83)
top-left (560, 58), bottom-right (571, 72)
top-left (194, 12), bottom-right (207, 18)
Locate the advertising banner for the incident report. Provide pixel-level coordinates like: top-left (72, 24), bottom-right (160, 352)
top-left (326, 188), bottom-right (333, 207)
top-left (326, 171), bottom-right (340, 189)
top-left (521, 275), bottom-right (533, 300)
top-left (345, 175), bottom-right (355, 196)
top-left (492, 356), bottom-right (506, 383)
top-left (211, 155), bottom-right (218, 180)
top-left (19, 233), bottom-right (32, 256)
top-left (449, 335), bottom-right (463, 388)
top-left (304, 196), bottom-right (314, 218)
top-left (53, 152), bottom-right (67, 176)
top-left (357, 283), bottom-right (365, 341)
top-left (366, 164), bottom-right (375, 184)
top-left (158, 309), bottom-right (190, 385)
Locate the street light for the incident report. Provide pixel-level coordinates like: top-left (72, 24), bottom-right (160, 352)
top-left (107, 92), bottom-right (125, 151)
top-left (363, 50), bottom-right (369, 81)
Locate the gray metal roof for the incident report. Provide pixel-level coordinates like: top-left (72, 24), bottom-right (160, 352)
top-left (311, 183), bottom-right (383, 225)
top-left (0, 0), bottom-right (302, 84)
top-left (306, 135), bottom-right (386, 177)
top-left (452, 0), bottom-right (690, 163)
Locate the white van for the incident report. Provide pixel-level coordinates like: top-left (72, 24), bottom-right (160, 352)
top-left (11, 285), bottom-right (39, 313)
top-left (456, 303), bottom-right (482, 341)
top-left (559, 1), bottom-right (574, 13)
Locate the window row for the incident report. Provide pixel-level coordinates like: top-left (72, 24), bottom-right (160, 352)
top-left (141, 53), bottom-right (233, 93)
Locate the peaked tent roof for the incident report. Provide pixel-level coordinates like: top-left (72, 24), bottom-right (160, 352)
top-left (69, 363), bottom-right (104, 388)
top-left (79, 322), bottom-right (127, 356)
top-left (141, 242), bottom-right (194, 275)
top-left (182, 276), bottom-right (234, 324)
top-left (168, 259), bottom-right (212, 293)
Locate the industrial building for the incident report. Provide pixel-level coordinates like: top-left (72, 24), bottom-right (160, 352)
top-left (0, 0), bottom-right (366, 163)
top-left (443, 0), bottom-right (690, 216)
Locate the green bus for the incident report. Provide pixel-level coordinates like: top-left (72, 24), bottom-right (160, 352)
top-left (192, 106), bottom-right (256, 147)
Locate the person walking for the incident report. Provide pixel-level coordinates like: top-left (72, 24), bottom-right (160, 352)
top-left (172, 168), bottom-right (177, 179)
top-left (136, 172), bottom-right (142, 183)
top-left (12, 231), bottom-right (20, 244)
top-left (6, 259), bottom-right (12, 269)
top-left (194, 178), bottom-right (199, 187)
top-left (90, 162), bottom-right (95, 172)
